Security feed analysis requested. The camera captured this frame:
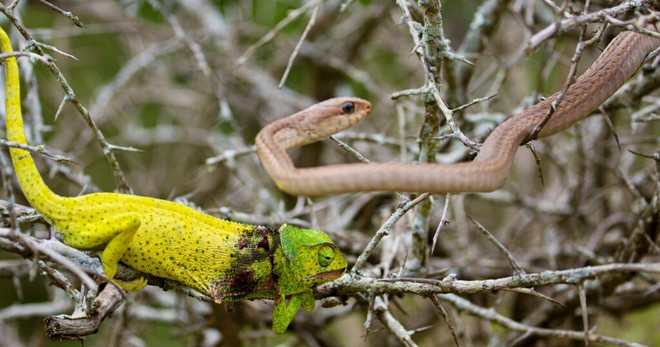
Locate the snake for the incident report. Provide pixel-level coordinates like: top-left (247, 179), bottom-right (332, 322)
top-left (255, 26), bottom-right (660, 196)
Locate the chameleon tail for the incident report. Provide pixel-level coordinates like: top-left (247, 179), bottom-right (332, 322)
top-left (1, 26), bottom-right (63, 218)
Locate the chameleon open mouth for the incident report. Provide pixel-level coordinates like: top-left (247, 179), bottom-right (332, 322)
top-left (311, 268), bottom-right (346, 280)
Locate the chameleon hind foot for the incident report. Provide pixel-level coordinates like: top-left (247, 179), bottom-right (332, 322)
top-left (113, 276), bottom-right (148, 292)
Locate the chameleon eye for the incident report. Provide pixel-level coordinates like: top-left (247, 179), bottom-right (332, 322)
top-left (318, 245), bottom-right (335, 267)
top-left (341, 102), bottom-right (355, 114)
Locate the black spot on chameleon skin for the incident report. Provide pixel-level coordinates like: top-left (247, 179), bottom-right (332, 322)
top-left (237, 239), bottom-right (248, 250)
top-left (255, 226), bottom-right (275, 252)
top-left (257, 237), bottom-right (269, 252)
top-left (229, 270), bottom-right (256, 292)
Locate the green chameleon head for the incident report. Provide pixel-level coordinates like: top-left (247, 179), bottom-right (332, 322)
top-left (279, 224), bottom-right (347, 286)
top-left (270, 224), bottom-right (347, 333)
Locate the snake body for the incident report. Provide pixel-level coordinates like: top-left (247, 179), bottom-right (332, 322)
top-left (256, 27), bottom-right (660, 196)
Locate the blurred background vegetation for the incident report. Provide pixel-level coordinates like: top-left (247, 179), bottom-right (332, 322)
top-left (0, 0), bottom-right (659, 346)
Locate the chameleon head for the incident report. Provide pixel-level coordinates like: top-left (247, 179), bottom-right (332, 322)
top-left (278, 224), bottom-right (347, 285)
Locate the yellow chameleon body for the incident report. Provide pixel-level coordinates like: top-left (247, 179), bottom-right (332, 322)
top-left (0, 26), bottom-right (346, 333)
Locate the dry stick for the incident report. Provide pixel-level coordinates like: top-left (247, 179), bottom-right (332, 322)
top-left (352, 193), bottom-right (430, 272)
top-left (451, 94), bottom-right (498, 112)
top-left (334, 263), bottom-right (660, 296)
top-left (429, 296), bottom-right (461, 347)
top-left (438, 293), bottom-right (643, 347)
top-left (395, 2), bottom-right (478, 150)
top-left (6, 0), bottom-right (18, 11)
top-left (0, 291), bottom-right (72, 321)
top-left (542, 0), bottom-right (563, 13)
top-left (525, 142), bottom-right (545, 186)
top-left (527, 0), bottom-right (655, 51)
top-left (429, 193), bottom-right (450, 254)
top-left (38, 261), bottom-right (89, 308)
top-left (0, 50), bottom-right (51, 65)
top-left (372, 296), bottom-right (418, 347)
top-left (0, 138), bottom-right (91, 198)
top-left (393, 1), bottom-right (483, 275)
top-left (0, 229), bottom-right (98, 296)
top-left (577, 283), bottom-right (591, 345)
top-left (0, 139), bottom-right (75, 163)
top-left (145, 0), bottom-right (210, 76)
top-left (604, 14), bottom-right (660, 39)
top-left (44, 284), bottom-right (125, 340)
top-left (205, 145), bottom-right (257, 166)
top-left (0, 7), bottom-right (133, 193)
top-left (279, 1), bottom-right (321, 88)
top-left (363, 293), bottom-right (376, 337)
top-left (469, 216), bottom-right (525, 276)
top-left (237, 0), bottom-right (321, 65)
top-left (504, 287), bottom-right (565, 307)
top-left (36, 0), bottom-right (85, 28)
top-left (329, 136), bottom-right (372, 164)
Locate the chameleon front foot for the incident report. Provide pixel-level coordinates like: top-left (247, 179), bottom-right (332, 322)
top-left (271, 291), bottom-right (316, 334)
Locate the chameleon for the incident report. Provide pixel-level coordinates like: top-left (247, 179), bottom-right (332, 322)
top-left (0, 26), bottom-right (347, 334)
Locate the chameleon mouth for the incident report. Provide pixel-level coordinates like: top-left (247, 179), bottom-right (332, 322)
top-left (312, 268), bottom-right (346, 280)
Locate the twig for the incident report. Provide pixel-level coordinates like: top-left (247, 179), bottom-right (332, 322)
top-left (352, 193), bottom-right (430, 272)
top-left (145, 0), bottom-right (211, 76)
top-left (429, 193), bottom-right (450, 254)
top-left (329, 263), bottom-right (660, 296)
top-left (527, 0), bottom-right (655, 51)
top-left (237, 0), bottom-right (321, 65)
top-left (372, 296), bottom-right (418, 347)
top-left (439, 293), bottom-right (644, 347)
top-left (469, 216), bottom-right (525, 276)
top-left (0, 139), bottom-right (76, 163)
top-left (429, 296), bottom-right (461, 347)
top-left (37, 0), bottom-right (85, 28)
top-left (279, 1), bottom-right (322, 88)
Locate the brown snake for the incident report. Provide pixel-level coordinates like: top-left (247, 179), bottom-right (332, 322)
top-left (256, 27), bottom-right (660, 196)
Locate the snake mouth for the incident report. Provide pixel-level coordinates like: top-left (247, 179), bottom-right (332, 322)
top-left (311, 268), bottom-right (346, 280)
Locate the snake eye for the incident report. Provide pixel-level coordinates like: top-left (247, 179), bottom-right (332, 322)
top-left (341, 102), bottom-right (355, 114)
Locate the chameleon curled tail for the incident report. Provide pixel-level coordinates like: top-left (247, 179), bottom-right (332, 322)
top-left (0, 26), bottom-right (347, 334)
